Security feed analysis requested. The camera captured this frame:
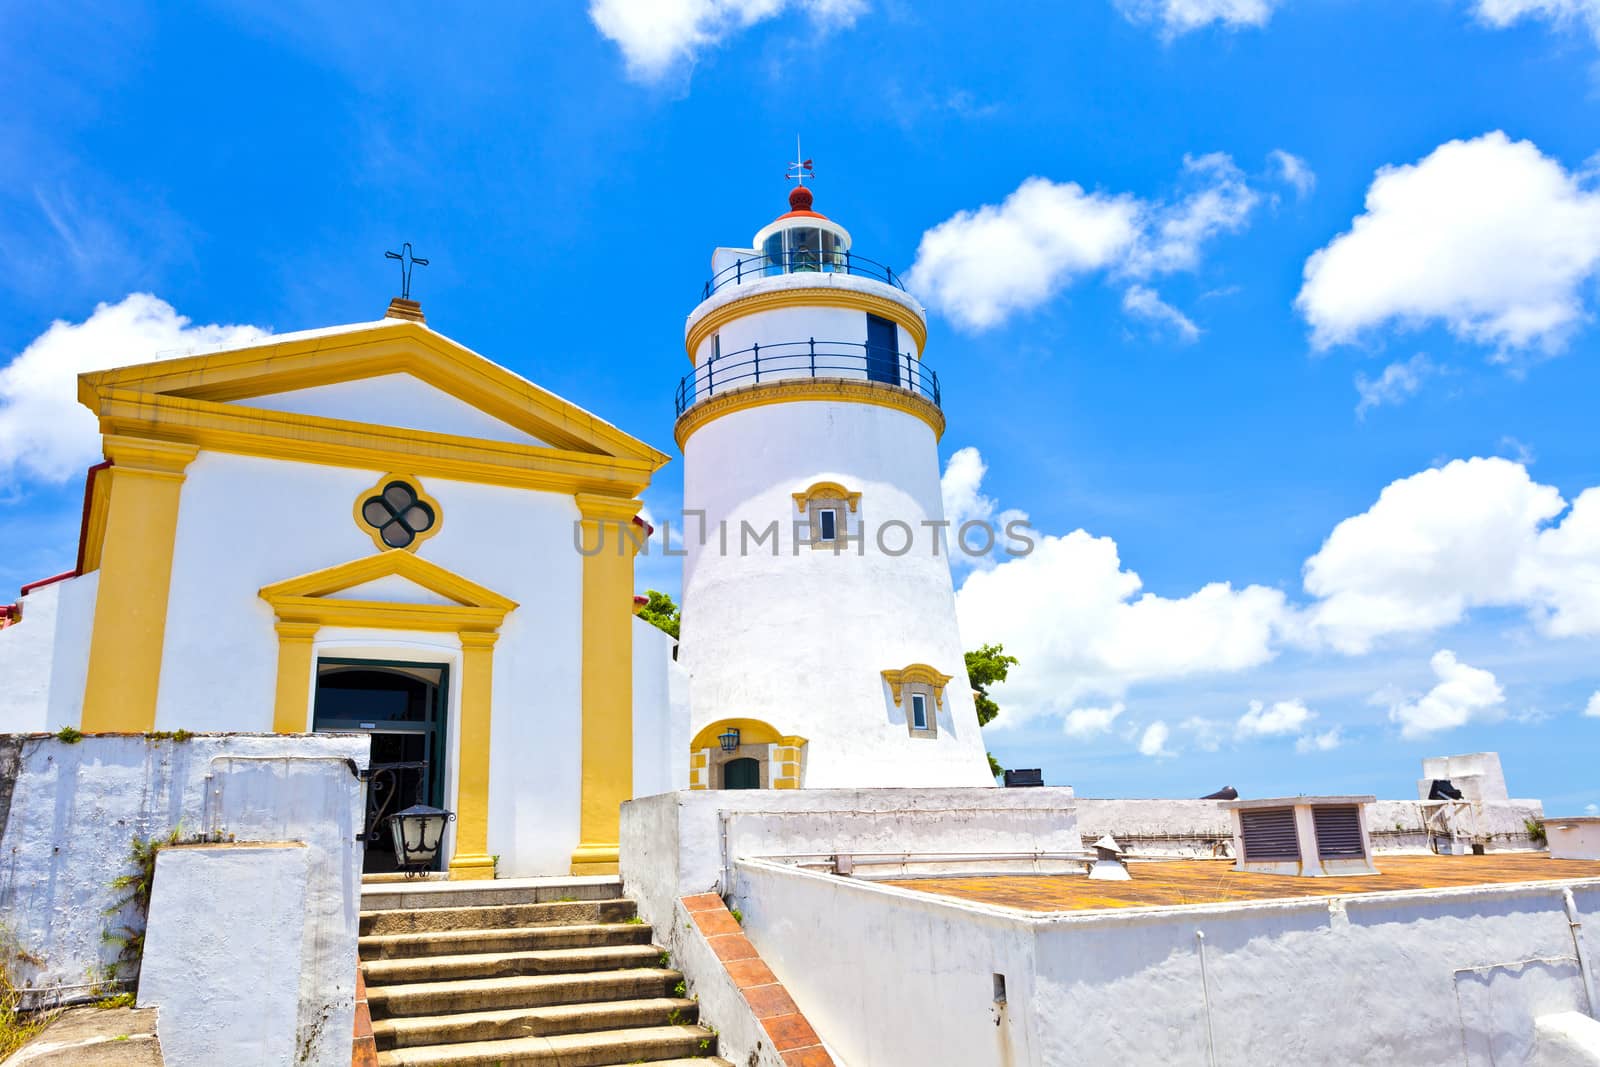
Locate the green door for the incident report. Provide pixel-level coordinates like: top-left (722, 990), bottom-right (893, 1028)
top-left (723, 758), bottom-right (761, 790)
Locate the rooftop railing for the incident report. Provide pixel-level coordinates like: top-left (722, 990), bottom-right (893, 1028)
top-left (674, 339), bottom-right (940, 418)
top-left (701, 251), bottom-right (906, 301)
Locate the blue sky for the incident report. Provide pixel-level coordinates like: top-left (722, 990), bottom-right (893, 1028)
top-left (2, 1), bottom-right (1598, 810)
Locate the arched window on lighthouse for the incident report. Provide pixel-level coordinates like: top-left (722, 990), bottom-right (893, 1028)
top-left (793, 481), bottom-right (861, 550)
top-left (882, 664), bottom-right (954, 740)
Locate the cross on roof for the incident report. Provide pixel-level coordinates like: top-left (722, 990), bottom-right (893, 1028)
top-left (384, 242), bottom-right (430, 301)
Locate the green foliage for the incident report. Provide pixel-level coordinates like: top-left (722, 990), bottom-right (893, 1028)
top-left (101, 827), bottom-right (186, 989)
top-left (657, 949), bottom-right (672, 968)
top-left (965, 643), bottom-right (1018, 727)
top-left (94, 993), bottom-right (135, 1010)
top-left (54, 726), bottom-right (83, 744)
top-left (1, 929), bottom-right (54, 1060)
top-left (967, 643), bottom-right (1018, 779)
top-left (145, 730), bottom-right (193, 742)
top-left (637, 589), bottom-right (681, 640)
top-left (729, 907), bottom-right (743, 925)
top-left (623, 915), bottom-right (646, 925)
top-left (673, 979), bottom-right (687, 997)
top-left (1525, 818), bottom-right (1547, 846)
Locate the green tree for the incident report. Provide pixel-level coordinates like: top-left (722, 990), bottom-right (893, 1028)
top-left (965, 643), bottom-right (1018, 779)
top-left (637, 589), bottom-right (681, 640)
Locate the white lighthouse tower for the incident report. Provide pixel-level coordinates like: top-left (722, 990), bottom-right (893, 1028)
top-left (676, 165), bottom-right (994, 791)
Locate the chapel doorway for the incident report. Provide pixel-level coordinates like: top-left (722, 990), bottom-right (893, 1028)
top-left (312, 659), bottom-right (449, 874)
top-left (723, 758), bottom-right (761, 790)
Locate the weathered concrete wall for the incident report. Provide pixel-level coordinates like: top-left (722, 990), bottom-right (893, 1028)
top-left (1073, 797), bottom-right (1546, 858)
top-left (0, 575), bottom-right (98, 734)
top-left (726, 857), bottom-right (1600, 1067)
top-left (138, 844), bottom-right (310, 1067)
top-left (0, 732), bottom-right (366, 1067)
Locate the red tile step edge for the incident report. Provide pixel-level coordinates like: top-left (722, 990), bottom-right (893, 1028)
top-left (682, 893), bottom-right (835, 1067)
top-left (352, 967), bottom-right (378, 1067)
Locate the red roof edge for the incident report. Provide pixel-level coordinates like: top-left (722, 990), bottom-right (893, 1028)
top-left (20, 571), bottom-right (74, 597)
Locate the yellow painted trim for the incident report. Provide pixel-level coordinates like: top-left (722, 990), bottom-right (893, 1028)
top-left (79, 318), bottom-right (668, 465)
top-left (259, 553), bottom-right (516, 881)
top-left (79, 437), bottom-right (199, 732)
top-left (792, 481), bottom-right (862, 514)
top-left (690, 753), bottom-right (709, 768)
top-left (352, 474), bottom-right (444, 554)
top-left (686, 286), bottom-right (927, 363)
top-left (450, 631), bottom-right (498, 880)
top-left (92, 389), bottom-right (662, 498)
top-left (79, 466), bottom-right (113, 574)
top-left (689, 717), bottom-right (791, 752)
top-left (772, 779), bottom-right (800, 790)
top-left (571, 494), bottom-right (641, 875)
top-left (882, 664), bottom-right (955, 707)
top-left (675, 379), bottom-right (944, 449)
top-left (270, 621), bottom-right (320, 732)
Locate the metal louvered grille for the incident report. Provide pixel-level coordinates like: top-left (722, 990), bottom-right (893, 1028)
top-left (1313, 805), bottom-right (1365, 859)
top-left (1240, 808), bottom-right (1300, 861)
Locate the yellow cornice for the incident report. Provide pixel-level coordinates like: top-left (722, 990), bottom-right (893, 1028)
top-left (574, 493), bottom-right (644, 523)
top-left (685, 287), bottom-right (927, 363)
top-left (79, 319), bottom-right (668, 467)
top-left (100, 435), bottom-right (199, 475)
top-left (93, 389), bottom-right (660, 497)
top-left (675, 379), bottom-right (944, 449)
top-left (792, 481), bottom-right (862, 513)
top-left (882, 664), bottom-right (955, 707)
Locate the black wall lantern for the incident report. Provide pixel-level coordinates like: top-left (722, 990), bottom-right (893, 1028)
top-left (718, 727), bottom-right (741, 753)
top-left (387, 803), bottom-right (455, 876)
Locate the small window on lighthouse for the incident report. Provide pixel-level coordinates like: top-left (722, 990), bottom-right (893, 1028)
top-left (911, 693), bottom-right (929, 731)
top-left (818, 508), bottom-right (838, 542)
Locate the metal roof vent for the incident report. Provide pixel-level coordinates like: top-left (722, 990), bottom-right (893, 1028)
top-left (1088, 835), bottom-right (1131, 881)
top-left (1004, 768), bottom-right (1044, 788)
top-left (1221, 796), bottom-right (1379, 877)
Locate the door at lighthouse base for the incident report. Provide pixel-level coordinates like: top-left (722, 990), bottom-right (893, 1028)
top-left (723, 758), bottom-right (761, 790)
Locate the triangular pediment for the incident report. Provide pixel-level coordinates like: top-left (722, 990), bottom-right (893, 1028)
top-left (78, 317), bottom-right (666, 465)
top-left (261, 552), bottom-right (517, 611)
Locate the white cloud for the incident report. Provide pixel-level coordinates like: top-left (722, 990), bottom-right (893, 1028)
top-left (1589, 803), bottom-right (1600, 815)
top-left (1303, 457), bottom-right (1600, 652)
top-left (1064, 702), bottom-right (1127, 739)
top-left (907, 153), bottom-right (1258, 331)
top-left (956, 526), bottom-right (1290, 724)
top-left (1123, 285), bottom-right (1201, 341)
top-left (1138, 720), bottom-right (1175, 757)
top-left (588, 0), bottom-right (866, 82)
top-left (1236, 698), bottom-right (1316, 738)
top-left (1181, 716), bottom-right (1226, 752)
top-left (1585, 691), bottom-right (1600, 718)
top-left (939, 447), bottom-right (1029, 569)
top-left (0, 294), bottom-right (268, 488)
top-left (1295, 727), bottom-right (1344, 753)
top-left (1298, 132), bottom-right (1600, 353)
top-left (1116, 0), bottom-right (1281, 36)
top-left (1385, 650), bottom-right (1506, 738)
top-left (906, 178), bottom-right (1140, 330)
top-left (1270, 149), bottom-right (1317, 199)
top-left (1355, 354), bottom-right (1436, 418)
top-left (1474, 0), bottom-right (1600, 43)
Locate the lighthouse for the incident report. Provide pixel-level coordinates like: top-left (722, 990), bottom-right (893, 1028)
top-left (675, 164), bottom-right (995, 790)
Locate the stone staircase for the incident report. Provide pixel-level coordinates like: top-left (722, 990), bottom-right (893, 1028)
top-left (360, 876), bottom-right (730, 1066)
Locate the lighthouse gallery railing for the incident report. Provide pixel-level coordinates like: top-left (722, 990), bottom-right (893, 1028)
top-left (701, 251), bottom-right (907, 301)
top-left (674, 339), bottom-right (940, 418)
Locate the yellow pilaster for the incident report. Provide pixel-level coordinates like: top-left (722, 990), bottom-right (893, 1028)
top-left (80, 436), bottom-right (199, 732)
top-left (270, 621), bottom-right (320, 732)
top-left (570, 493), bottom-right (642, 875)
top-left (450, 630), bottom-right (499, 880)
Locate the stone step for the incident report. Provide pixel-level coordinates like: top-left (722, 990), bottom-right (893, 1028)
top-left (361, 898), bottom-right (637, 936)
top-left (364, 944), bottom-right (666, 985)
top-left (372, 995), bottom-right (698, 1050)
top-left (367, 968), bottom-right (683, 1018)
top-left (362, 876), bottom-right (622, 913)
top-left (632, 1061), bottom-right (736, 1067)
top-left (373, 1024), bottom-right (718, 1066)
top-left (361, 922), bottom-right (654, 960)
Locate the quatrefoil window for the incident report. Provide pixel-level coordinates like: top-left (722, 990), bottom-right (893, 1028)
top-left (361, 481), bottom-right (437, 550)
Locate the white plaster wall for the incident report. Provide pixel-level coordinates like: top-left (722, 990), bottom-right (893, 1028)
top-left (0, 732), bottom-right (365, 1066)
top-left (139, 844), bottom-right (310, 1067)
top-left (234, 373), bottom-right (549, 447)
top-left (0, 575), bottom-right (97, 733)
top-left (680, 398), bottom-right (992, 788)
top-left (154, 450), bottom-right (586, 875)
top-left (726, 856), bottom-right (1600, 1067)
top-left (632, 616), bottom-right (678, 799)
top-left (1549, 820), bottom-right (1600, 861)
top-left (1422, 751), bottom-right (1512, 803)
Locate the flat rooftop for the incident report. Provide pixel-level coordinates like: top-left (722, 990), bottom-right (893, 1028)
top-left (883, 853), bottom-right (1600, 913)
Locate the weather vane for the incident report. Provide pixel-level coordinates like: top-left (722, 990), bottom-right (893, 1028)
top-left (385, 242), bottom-right (430, 300)
top-left (786, 137), bottom-right (814, 186)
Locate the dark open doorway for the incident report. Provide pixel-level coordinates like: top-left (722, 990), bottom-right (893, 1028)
top-left (312, 659), bottom-right (449, 874)
top-left (723, 757), bottom-right (761, 790)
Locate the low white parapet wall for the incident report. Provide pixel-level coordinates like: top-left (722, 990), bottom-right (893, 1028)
top-left (0, 731), bottom-right (366, 1067)
top-left (1073, 797), bottom-right (1546, 858)
top-left (730, 856), bottom-right (1600, 1067)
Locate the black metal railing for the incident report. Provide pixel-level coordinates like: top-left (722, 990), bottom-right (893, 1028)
top-left (674, 339), bottom-right (940, 417)
top-left (702, 251), bottom-right (906, 301)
